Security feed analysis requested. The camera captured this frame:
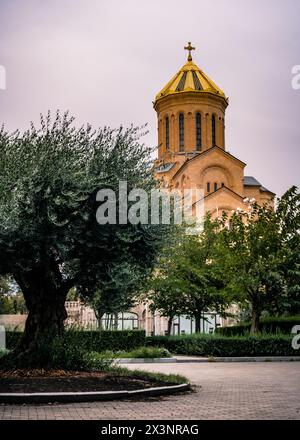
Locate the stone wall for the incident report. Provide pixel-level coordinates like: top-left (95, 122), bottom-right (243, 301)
top-left (0, 314), bottom-right (27, 330)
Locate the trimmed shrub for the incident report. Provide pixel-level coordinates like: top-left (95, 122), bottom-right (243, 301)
top-left (146, 334), bottom-right (297, 357)
top-left (118, 346), bottom-right (171, 358)
top-left (216, 315), bottom-right (300, 336)
top-left (6, 329), bottom-right (146, 352)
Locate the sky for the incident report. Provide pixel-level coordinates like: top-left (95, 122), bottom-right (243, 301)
top-left (0, 0), bottom-right (299, 197)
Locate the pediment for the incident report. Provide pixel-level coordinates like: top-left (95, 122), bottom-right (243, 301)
top-left (194, 185), bottom-right (244, 208)
top-left (172, 146), bottom-right (245, 181)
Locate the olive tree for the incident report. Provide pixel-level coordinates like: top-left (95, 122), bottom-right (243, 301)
top-left (0, 112), bottom-right (166, 358)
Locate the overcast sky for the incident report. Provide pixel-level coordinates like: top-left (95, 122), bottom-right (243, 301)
top-left (0, 0), bottom-right (299, 197)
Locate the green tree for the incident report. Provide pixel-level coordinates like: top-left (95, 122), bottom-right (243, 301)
top-left (0, 276), bottom-right (10, 297)
top-left (88, 262), bottom-right (142, 329)
top-left (148, 273), bottom-right (185, 336)
top-left (0, 276), bottom-right (27, 314)
top-left (218, 187), bottom-right (300, 333)
top-left (148, 217), bottom-right (231, 333)
top-left (266, 186), bottom-right (300, 315)
top-left (0, 112), bottom-right (166, 359)
top-left (11, 293), bottom-right (27, 314)
top-left (66, 287), bottom-right (79, 302)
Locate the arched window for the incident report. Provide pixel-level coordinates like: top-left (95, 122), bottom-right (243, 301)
top-left (212, 114), bottom-right (216, 147)
top-left (179, 113), bottom-right (184, 151)
top-left (214, 182), bottom-right (218, 192)
top-left (165, 116), bottom-right (170, 149)
top-left (207, 182), bottom-right (210, 193)
top-left (196, 112), bottom-right (202, 151)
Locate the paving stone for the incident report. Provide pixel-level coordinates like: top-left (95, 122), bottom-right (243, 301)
top-left (0, 363), bottom-right (299, 420)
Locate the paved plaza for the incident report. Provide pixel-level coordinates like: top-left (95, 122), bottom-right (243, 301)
top-left (0, 362), bottom-right (299, 420)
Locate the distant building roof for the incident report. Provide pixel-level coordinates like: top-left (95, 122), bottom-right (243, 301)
top-left (244, 176), bottom-right (262, 186)
top-left (260, 186), bottom-right (275, 195)
top-left (244, 176), bottom-right (275, 195)
top-left (155, 162), bottom-right (175, 173)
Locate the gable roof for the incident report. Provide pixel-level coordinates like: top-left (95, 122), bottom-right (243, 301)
top-left (193, 185), bottom-right (244, 207)
top-left (260, 186), bottom-right (275, 195)
top-left (172, 146), bottom-right (246, 180)
top-left (244, 176), bottom-right (275, 195)
top-left (155, 162), bottom-right (176, 174)
top-left (243, 176), bottom-right (261, 186)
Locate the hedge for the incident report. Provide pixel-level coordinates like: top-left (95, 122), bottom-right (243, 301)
top-left (6, 330), bottom-right (146, 352)
top-left (146, 334), bottom-right (298, 357)
top-left (5, 329), bottom-right (298, 357)
top-left (215, 315), bottom-right (300, 336)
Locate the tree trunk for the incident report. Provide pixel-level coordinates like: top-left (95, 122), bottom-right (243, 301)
top-left (19, 293), bottom-right (67, 353)
top-left (94, 309), bottom-right (105, 330)
top-left (167, 316), bottom-right (173, 336)
top-left (114, 313), bottom-right (118, 330)
top-left (97, 315), bottom-right (103, 330)
top-left (250, 304), bottom-right (261, 335)
top-left (195, 311), bottom-right (202, 333)
top-left (13, 267), bottom-right (70, 355)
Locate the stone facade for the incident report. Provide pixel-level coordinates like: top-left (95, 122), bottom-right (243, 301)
top-left (65, 301), bottom-right (98, 328)
top-left (133, 45), bottom-right (275, 334)
top-left (153, 46), bottom-right (274, 214)
top-left (0, 314), bottom-right (27, 331)
top-left (62, 302), bottom-right (222, 336)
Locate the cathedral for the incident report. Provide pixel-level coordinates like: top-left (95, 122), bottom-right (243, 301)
top-left (63, 43), bottom-right (275, 335)
top-left (153, 42), bottom-right (274, 216)
top-left (132, 42), bottom-right (275, 335)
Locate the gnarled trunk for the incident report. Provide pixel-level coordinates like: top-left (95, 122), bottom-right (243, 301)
top-left (19, 292), bottom-right (67, 353)
top-left (13, 266), bottom-right (70, 355)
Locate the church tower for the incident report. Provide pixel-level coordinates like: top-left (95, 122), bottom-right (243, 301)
top-left (154, 42), bottom-right (228, 161)
top-left (130, 42), bottom-right (275, 337)
top-left (154, 43), bottom-right (274, 215)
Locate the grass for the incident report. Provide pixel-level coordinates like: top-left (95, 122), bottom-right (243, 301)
top-left (0, 349), bottom-right (188, 388)
top-left (0, 352), bottom-right (188, 386)
top-left (113, 367), bottom-right (188, 385)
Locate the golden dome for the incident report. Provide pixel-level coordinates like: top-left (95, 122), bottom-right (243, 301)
top-left (154, 43), bottom-right (228, 104)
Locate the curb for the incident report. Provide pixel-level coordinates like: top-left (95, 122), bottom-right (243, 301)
top-left (116, 357), bottom-right (176, 364)
top-left (118, 356), bottom-right (300, 363)
top-left (175, 356), bottom-right (300, 363)
top-left (0, 383), bottom-right (190, 404)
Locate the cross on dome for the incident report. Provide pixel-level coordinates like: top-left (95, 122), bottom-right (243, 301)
top-left (184, 41), bottom-right (195, 61)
